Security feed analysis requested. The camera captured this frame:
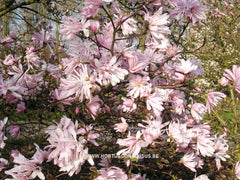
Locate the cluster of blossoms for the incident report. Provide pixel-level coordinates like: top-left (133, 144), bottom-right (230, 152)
top-left (0, 29), bottom-right (60, 114)
top-left (1, 0), bottom-right (240, 179)
top-left (45, 116), bottom-right (98, 176)
top-left (168, 0), bottom-right (207, 24)
top-left (5, 145), bottom-right (49, 179)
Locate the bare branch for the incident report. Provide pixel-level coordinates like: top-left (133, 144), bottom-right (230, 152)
top-left (0, 0), bottom-right (41, 17)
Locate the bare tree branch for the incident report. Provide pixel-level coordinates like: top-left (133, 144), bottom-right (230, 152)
top-left (0, 0), bottom-right (41, 17)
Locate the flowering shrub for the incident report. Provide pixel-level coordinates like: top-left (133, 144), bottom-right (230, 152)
top-left (0, 0), bottom-right (239, 179)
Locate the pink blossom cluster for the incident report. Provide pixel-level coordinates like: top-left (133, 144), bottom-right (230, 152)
top-left (0, 32), bottom-right (63, 116)
top-left (168, 0), bottom-right (207, 24)
top-left (0, 34), bottom-right (15, 49)
top-left (5, 144), bottom-right (49, 179)
top-left (45, 116), bottom-right (97, 176)
top-left (0, 40), bottom-right (61, 113)
top-left (219, 65), bottom-right (240, 94)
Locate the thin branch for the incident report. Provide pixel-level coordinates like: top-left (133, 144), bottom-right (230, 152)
top-left (20, 6), bottom-right (61, 23)
top-left (11, 11), bottom-right (39, 32)
top-left (102, 5), bottom-right (116, 30)
top-left (55, 172), bottom-right (69, 178)
top-left (176, 21), bottom-right (189, 44)
top-left (0, 0), bottom-right (41, 17)
top-left (178, 37), bottom-right (206, 55)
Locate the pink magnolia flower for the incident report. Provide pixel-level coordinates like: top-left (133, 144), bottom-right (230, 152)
top-left (25, 72), bottom-right (44, 92)
top-left (214, 133), bottom-right (230, 170)
top-left (170, 90), bottom-right (186, 115)
top-left (191, 123), bottom-right (211, 136)
top-left (60, 16), bottom-right (90, 39)
top-left (63, 40), bottom-right (95, 71)
top-left (82, 0), bottom-right (102, 18)
top-left (0, 36), bottom-right (12, 49)
top-left (145, 36), bottom-right (170, 51)
top-left (16, 101), bottom-right (26, 114)
top-left (117, 131), bottom-right (149, 157)
top-left (121, 17), bottom-right (138, 36)
top-left (5, 145), bottom-right (46, 180)
top-left (168, 121), bottom-right (191, 149)
top-left (169, 0), bottom-right (207, 24)
top-left (32, 29), bottom-right (54, 48)
top-left (139, 119), bottom-right (168, 144)
top-left (89, 20), bottom-right (100, 32)
top-left (174, 72), bottom-right (185, 82)
top-left (32, 144), bottom-right (51, 164)
top-left (95, 166), bottom-right (128, 180)
top-left (123, 50), bottom-right (150, 74)
top-left (166, 44), bottom-right (179, 58)
top-left (181, 150), bottom-right (199, 172)
top-left (46, 63), bottom-right (61, 80)
top-left (224, 66), bottom-right (237, 82)
top-left (162, 61), bottom-right (175, 77)
top-left (114, 117), bottom-right (129, 133)
top-left (144, 7), bottom-right (170, 42)
top-left (8, 125), bottom-right (20, 137)
top-left (206, 92), bottom-right (226, 113)
top-left (175, 58), bottom-right (198, 74)
top-left (78, 124), bottom-right (100, 146)
top-left (223, 65), bottom-right (240, 93)
top-left (196, 134), bottom-right (215, 157)
top-left (3, 54), bottom-right (16, 65)
top-left (94, 56), bottom-right (128, 86)
top-left (235, 161), bottom-right (240, 179)
top-left (219, 77), bottom-right (229, 86)
top-left (96, 30), bottom-right (112, 49)
top-left (127, 75), bottom-right (151, 98)
top-left (51, 89), bottom-right (74, 105)
top-left (187, 123), bottom-right (215, 157)
top-left (121, 97), bottom-right (137, 112)
top-left (86, 95), bottom-right (103, 119)
top-left (146, 92), bottom-right (164, 118)
top-left (0, 74), bottom-right (23, 99)
top-left (191, 103), bottom-right (207, 122)
top-left (25, 47), bottom-right (43, 69)
top-left (45, 116), bottom-right (95, 176)
top-left (60, 64), bottom-right (99, 102)
top-left (7, 62), bottom-right (25, 84)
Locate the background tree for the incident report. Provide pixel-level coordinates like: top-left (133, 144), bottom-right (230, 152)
top-left (184, 0), bottom-right (240, 89)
